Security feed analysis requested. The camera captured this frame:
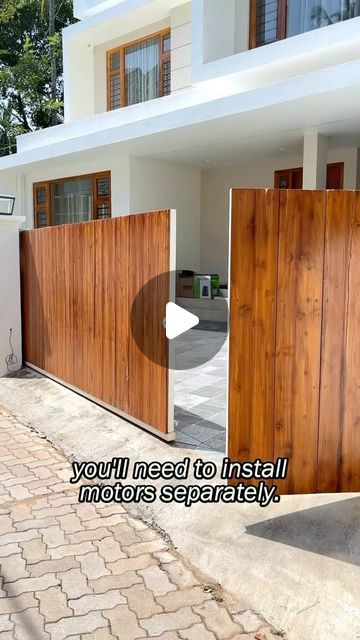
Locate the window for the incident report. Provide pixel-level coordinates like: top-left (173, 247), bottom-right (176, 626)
top-left (250, 0), bottom-right (360, 48)
top-left (274, 163), bottom-right (344, 189)
top-left (107, 30), bottom-right (171, 111)
top-left (33, 172), bottom-right (111, 228)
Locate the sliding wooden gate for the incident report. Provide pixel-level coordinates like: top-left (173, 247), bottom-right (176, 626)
top-left (229, 189), bottom-right (360, 493)
top-left (20, 211), bottom-right (175, 440)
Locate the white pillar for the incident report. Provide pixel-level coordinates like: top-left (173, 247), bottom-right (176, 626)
top-left (303, 132), bottom-right (328, 189)
top-left (0, 216), bottom-right (26, 377)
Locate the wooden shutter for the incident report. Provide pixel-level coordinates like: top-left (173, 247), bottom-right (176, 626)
top-left (34, 183), bottom-right (50, 228)
top-left (93, 172), bottom-right (111, 220)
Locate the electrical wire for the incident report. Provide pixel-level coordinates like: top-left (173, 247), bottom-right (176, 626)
top-left (5, 328), bottom-right (18, 372)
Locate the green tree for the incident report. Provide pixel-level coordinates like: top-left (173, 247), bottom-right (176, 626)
top-left (0, 0), bottom-right (76, 156)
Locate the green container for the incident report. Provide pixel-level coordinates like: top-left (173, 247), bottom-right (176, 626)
top-left (193, 274), bottom-right (220, 299)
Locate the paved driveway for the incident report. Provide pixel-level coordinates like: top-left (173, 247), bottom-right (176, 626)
top-left (0, 405), bottom-right (279, 640)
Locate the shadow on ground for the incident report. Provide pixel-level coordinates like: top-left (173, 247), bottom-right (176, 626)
top-left (246, 496), bottom-right (360, 566)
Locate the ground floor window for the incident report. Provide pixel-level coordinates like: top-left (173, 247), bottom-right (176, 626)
top-left (274, 162), bottom-right (344, 189)
top-left (33, 172), bottom-right (111, 228)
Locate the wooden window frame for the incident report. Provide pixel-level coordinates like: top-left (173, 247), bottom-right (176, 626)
top-left (106, 29), bottom-right (171, 111)
top-left (33, 171), bottom-right (111, 229)
top-left (249, 0), bottom-right (287, 49)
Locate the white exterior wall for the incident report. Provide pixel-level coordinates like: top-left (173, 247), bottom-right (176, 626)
top-left (170, 3), bottom-right (191, 92)
top-left (0, 216), bottom-right (25, 377)
top-left (201, 148), bottom-right (360, 282)
top-left (129, 157), bottom-right (201, 271)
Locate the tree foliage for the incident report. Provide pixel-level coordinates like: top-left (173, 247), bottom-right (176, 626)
top-left (0, 0), bottom-right (76, 156)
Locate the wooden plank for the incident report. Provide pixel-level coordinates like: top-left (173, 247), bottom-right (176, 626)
top-left (127, 211), bottom-right (169, 434)
top-left (274, 190), bottom-right (326, 494)
top-left (115, 216), bottom-right (130, 415)
top-left (228, 189), bottom-right (279, 464)
top-left (340, 191), bottom-right (360, 491)
top-left (317, 191), bottom-right (354, 492)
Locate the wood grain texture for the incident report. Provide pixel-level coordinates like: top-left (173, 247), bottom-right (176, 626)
top-left (228, 189), bottom-right (279, 464)
top-left (274, 190), bottom-right (326, 494)
top-left (20, 212), bottom-right (171, 436)
top-left (229, 189), bottom-right (360, 494)
top-left (340, 192), bottom-right (360, 491)
top-left (317, 191), bottom-right (353, 492)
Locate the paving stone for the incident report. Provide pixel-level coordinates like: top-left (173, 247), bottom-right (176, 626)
top-left (74, 503), bottom-right (98, 520)
top-left (179, 623), bottom-right (216, 639)
top-left (82, 630), bottom-right (116, 640)
top-left (125, 539), bottom-right (166, 557)
top-left (50, 541), bottom-right (94, 559)
top-left (0, 553), bottom-right (29, 582)
top-left (0, 514), bottom-right (15, 534)
top-left (29, 556), bottom-right (79, 578)
top-left (109, 553), bottom-right (157, 575)
top-left (105, 604), bottom-right (146, 640)
top-left (151, 634), bottom-right (180, 640)
top-left (68, 527), bottom-right (111, 544)
top-left (33, 504), bottom-right (74, 518)
top-left (94, 536), bottom-right (126, 562)
top-left (70, 590), bottom-right (126, 615)
top-left (17, 517), bottom-right (58, 531)
top-left (0, 614), bottom-right (13, 632)
top-left (95, 503), bottom-right (126, 516)
top-left (157, 586), bottom-right (211, 612)
top-left (46, 610), bottom-right (107, 640)
top-left (11, 607), bottom-right (50, 640)
top-left (193, 601), bottom-right (244, 639)
top-left (0, 542), bottom-right (20, 558)
top-left (140, 607), bottom-right (201, 636)
top-left (11, 504), bottom-right (33, 522)
top-left (5, 574), bottom-right (60, 597)
top-left (122, 583), bottom-right (163, 618)
top-left (85, 513), bottom-right (126, 530)
top-left (0, 530), bottom-right (41, 546)
top-left (90, 570), bottom-right (142, 593)
top-left (8, 485), bottom-right (31, 500)
top-left (36, 586), bottom-right (72, 623)
top-left (76, 551), bottom-right (110, 580)
top-left (57, 513), bottom-right (83, 533)
top-left (41, 525), bottom-right (67, 548)
top-left (57, 568), bottom-right (92, 599)
top-left (109, 522), bottom-right (140, 545)
top-left (3, 474), bottom-right (37, 487)
top-left (20, 538), bottom-right (50, 564)
top-left (163, 562), bottom-right (200, 589)
top-left (0, 592), bottom-right (38, 615)
top-left (139, 565), bottom-right (177, 597)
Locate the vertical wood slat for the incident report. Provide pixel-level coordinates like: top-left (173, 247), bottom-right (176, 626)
top-left (317, 191), bottom-right (354, 492)
top-left (228, 189), bottom-right (279, 465)
top-left (340, 192), bottom-right (360, 491)
top-left (273, 190), bottom-right (326, 494)
top-left (20, 212), bottom-right (171, 436)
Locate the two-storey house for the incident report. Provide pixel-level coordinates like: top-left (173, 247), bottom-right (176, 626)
top-left (1, 0), bottom-right (360, 282)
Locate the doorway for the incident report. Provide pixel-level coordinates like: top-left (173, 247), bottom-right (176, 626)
top-left (274, 162), bottom-right (344, 189)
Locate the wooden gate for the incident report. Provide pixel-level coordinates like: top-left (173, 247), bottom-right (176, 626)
top-left (20, 210), bottom-right (175, 440)
top-left (228, 189), bottom-right (360, 493)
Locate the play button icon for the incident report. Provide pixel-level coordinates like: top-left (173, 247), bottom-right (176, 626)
top-left (164, 303), bottom-right (199, 340)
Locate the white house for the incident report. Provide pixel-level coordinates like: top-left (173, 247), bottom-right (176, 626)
top-left (1, 0), bottom-right (360, 282)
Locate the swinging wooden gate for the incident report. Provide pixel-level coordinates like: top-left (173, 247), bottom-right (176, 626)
top-left (20, 210), bottom-right (175, 440)
top-left (228, 189), bottom-right (360, 494)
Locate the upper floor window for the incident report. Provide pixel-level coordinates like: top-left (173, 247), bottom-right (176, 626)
top-left (107, 30), bottom-right (171, 111)
top-left (34, 172), bottom-right (111, 228)
top-left (250, 0), bottom-right (360, 48)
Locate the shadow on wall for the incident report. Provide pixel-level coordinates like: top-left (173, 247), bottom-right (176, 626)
top-left (246, 497), bottom-right (360, 566)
